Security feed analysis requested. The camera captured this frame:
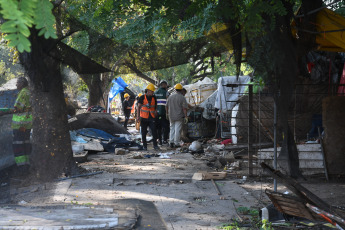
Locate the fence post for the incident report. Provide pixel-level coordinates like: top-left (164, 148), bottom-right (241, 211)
top-left (248, 85), bottom-right (253, 176)
top-left (274, 98), bottom-right (278, 191)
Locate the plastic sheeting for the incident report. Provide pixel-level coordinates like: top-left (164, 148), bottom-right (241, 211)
top-left (198, 90), bottom-right (217, 120)
top-left (215, 76), bottom-right (251, 111)
top-left (183, 77), bottom-right (217, 106)
top-left (109, 77), bottom-right (128, 102)
top-left (76, 128), bottom-right (115, 141)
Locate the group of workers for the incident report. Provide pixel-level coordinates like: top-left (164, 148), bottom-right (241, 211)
top-left (122, 80), bottom-right (189, 150)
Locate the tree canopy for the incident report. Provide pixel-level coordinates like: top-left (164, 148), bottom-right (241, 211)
top-left (1, 0), bottom-right (344, 179)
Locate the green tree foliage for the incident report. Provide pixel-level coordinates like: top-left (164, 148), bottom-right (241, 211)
top-left (0, 60), bottom-right (17, 85)
top-left (0, 0), bottom-right (57, 53)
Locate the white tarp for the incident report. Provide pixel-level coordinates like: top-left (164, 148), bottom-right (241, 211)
top-left (215, 76), bottom-right (251, 111)
top-left (198, 90), bottom-right (217, 120)
top-left (183, 77), bottom-right (217, 106)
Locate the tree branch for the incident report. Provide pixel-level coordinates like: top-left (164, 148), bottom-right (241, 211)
top-left (53, 0), bottom-right (65, 9)
top-left (123, 61), bottom-right (155, 84)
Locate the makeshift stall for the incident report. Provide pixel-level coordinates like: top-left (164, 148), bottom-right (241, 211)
top-left (183, 78), bottom-right (218, 139)
top-left (215, 76), bottom-right (251, 143)
top-left (183, 77), bottom-right (217, 106)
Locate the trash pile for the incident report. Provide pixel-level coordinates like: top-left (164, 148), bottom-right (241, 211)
top-left (258, 163), bottom-right (345, 229)
top-left (174, 138), bottom-right (245, 173)
top-left (71, 128), bottom-right (143, 162)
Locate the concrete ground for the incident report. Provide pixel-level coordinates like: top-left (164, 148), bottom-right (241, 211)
top-left (5, 142), bottom-right (261, 230)
top-left (5, 127), bottom-right (345, 229)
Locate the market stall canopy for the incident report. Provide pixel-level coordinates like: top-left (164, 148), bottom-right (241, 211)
top-left (314, 8), bottom-right (345, 52)
top-left (207, 8), bottom-right (345, 53)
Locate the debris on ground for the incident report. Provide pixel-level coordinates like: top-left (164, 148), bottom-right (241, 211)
top-left (261, 162), bottom-right (345, 229)
top-left (69, 113), bottom-right (129, 135)
top-left (115, 148), bottom-right (127, 155)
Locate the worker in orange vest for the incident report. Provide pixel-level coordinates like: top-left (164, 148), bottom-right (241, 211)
top-left (136, 84), bottom-right (159, 151)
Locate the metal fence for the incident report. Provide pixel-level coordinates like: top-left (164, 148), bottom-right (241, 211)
top-left (221, 82), bottom-right (344, 177)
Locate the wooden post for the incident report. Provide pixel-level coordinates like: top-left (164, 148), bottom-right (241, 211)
top-left (248, 85), bottom-right (253, 176)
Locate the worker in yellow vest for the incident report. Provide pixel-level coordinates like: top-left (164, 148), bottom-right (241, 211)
top-left (12, 77), bottom-right (32, 173)
top-left (136, 84), bottom-right (159, 151)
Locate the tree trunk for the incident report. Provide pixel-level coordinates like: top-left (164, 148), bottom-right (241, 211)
top-left (80, 73), bottom-right (111, 108)
top-left (19, 31), bottom-right (76, 181)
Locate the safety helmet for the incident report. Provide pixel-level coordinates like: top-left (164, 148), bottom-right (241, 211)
top-left (146, 83), bottom-right (156, 92)
top-left (160, 80), bottom-right (168, 85)
top-left (138, 93), bottom-right (143, 97)
top-left (124, 93), bottom-right (130, 98)
top-left (174, 83), bottom-right (183, 90)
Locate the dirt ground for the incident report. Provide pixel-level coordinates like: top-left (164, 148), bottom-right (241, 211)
top-left (5, 127), bottom-right (345, 229)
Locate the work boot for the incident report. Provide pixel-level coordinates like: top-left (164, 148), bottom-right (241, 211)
top-left (169, 143), bottom-right (175, 148)
top-left (163, 140), bottom-right (168, 145)
top-left (142, 145), bottom-right (147, 151)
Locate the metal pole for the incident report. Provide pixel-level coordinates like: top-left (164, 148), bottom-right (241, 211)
top-left (248, 85), bottom-right (253, 176)
top-left (274, 99), bottom-right (278, 192)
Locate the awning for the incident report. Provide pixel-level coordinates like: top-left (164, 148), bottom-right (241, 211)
top-left (208, 8), bottom-right (345, 53)
top-left (315, 8), bottom-right (345, 52)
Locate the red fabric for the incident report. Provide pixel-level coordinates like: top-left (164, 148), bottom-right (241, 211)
top-left (338, 63), bottom-right (345, 96)
top-left (307, 62), bottom-right (315, 73)
top-left (221, 139), bottom-right (232, 145)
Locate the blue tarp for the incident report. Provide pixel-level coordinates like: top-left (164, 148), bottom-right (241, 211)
top-left (109, 77), bottom-right (128, 102)
top-left (76, 128), bottom-right (115, 141)
top-left (72, 128), bottom-right (142, 152)
top-left (70, 131), bottom-right (88, 143)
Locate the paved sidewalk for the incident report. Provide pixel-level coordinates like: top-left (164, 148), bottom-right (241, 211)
top-left (5, 147), bottom-right (259, 229)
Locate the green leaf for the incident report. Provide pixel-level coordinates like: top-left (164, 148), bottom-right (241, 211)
top-left (17, 43), bottom-right (24, 53)
top-left (17, 23), bottom-right (31, 37)
top-left (18, 0), bottom-right (38, 27)
top-left (1, 21), bottom-right (18, 33)
top-left (33, 0), bottom-right (57, 39)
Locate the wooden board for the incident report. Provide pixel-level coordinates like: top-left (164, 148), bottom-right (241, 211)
top-left (265, 190), bottom-right (320, 221)
top-left (192, 171), bottom-right (227, 181)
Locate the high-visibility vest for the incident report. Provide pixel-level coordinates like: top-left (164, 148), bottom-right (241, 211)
top-left (140, 95), bottom-right (156, 119)
top-left (11, 87), bottom-right (32, 129)
top-left (155, 88), bottom-right (167, 116)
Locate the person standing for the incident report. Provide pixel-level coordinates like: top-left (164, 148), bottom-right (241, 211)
top-left (12, 77), bottom-right (32, 173)
top-left (134, 93), bottom-right (142, 120)
top-left (136, 84), bottom-right (159, 151)
top-left (122, 93), bottom-right (132, 130)
top-left (166, 83), bottom-right (188, 148)
top-left (155, 80), bottom-right (170, 145)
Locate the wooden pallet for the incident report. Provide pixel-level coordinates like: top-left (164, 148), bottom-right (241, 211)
top-left (192, 171), bottom-right (227, 181)
top-left (265, 189), bottom-right (320, 221)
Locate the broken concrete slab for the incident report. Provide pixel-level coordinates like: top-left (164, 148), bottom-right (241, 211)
top-left (83, 141), bottom-right (104, 152)
top-left (73, 151), bottom-right (88, 163)
top-left (115, 148), bottom-right (126, 155)
top-left (0, 204), bottom-right (137, 229)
